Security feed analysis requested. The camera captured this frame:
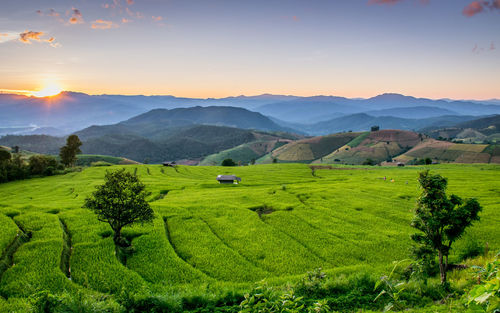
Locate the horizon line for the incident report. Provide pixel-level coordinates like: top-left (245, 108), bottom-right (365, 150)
top-left (1, 89), bottom-right (499, 102)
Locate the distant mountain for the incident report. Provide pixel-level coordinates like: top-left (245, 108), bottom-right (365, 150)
top-left (454, 114), bottom-right (500, 130)
top-left (255, 96), bottom-right (362, 123)
top-left (122, 106), bottom-right (291, 132)
top-left (297, 113), bottom-right (478, 135)
top-left (0, 92), bottom-right (300, 132)
top-left (0, 106), bottom-right (300, 163)
top-left (254, 93), bottom-right (500, 123)
top-left (2, 91), bottom-right (500, 134)
top-left (422, 115), bottom-right (500, 143)
top-left (366, 106), bottom-right (457, 119)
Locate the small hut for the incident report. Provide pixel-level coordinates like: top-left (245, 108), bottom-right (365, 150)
top-left (162, 161), bottom-right (176, 167)
top-left (216, 175), bottom-right (241, 184)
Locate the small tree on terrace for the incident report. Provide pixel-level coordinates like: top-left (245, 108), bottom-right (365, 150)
top-left (411, 170), bottom-right (481, 285)
top-left (59, 134), bottom-right (82, 167)
top-left (84, 169), bottom-right (154, 247)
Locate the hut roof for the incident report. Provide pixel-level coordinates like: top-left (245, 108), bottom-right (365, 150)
top-left (216, 175), bottom-right (241, 181)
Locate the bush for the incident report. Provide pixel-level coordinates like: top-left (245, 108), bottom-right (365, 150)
top-left (91, 161), bottom-right (113, 167)
top-left (28, 155), bottom-right (58, 176)
top-left (221, 159), bottom-right (236, 166)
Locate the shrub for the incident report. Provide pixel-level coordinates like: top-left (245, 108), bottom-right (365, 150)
top-left (221, 159), bottom-right (236, 166)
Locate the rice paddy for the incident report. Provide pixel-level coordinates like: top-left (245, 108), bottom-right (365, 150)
top-left (0, 163), bottom-right (499, 311)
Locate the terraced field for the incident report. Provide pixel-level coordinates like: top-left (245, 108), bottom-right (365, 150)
top-left (0, 163), bottom-right (499, 311)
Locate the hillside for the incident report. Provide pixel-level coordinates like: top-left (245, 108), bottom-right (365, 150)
top-left (319, 130), bottom-right (423, 165)
top-left (423, 114), bottom-right (500, 143)
top-left (122, 106), bottom-right (292, 133)
top-left (0, 164), bottom-right (498, 311)
top-left (394, 140), bottom-right (500, 164)
top-left (0, 124), bottom-right (294, 164)
top-left (265, 132), bottom-right (361, 163)
top-left (299, 113), bottom-right (478, 135)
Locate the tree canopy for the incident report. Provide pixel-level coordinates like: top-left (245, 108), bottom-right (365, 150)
top-left (84, 169), bottom-right (154, 246)
top-left (411, 170), bottom-right (481, 285)
top-left (59, 135), bottom-right (82, 167)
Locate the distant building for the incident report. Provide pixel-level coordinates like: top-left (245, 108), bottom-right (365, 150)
top-left (162, 161), bottom-right (176, 167)
top-left (397, 162), bottom-right (405, 167)
top-left (371, 126), bottom-right (380, 132)
top-left (216, 175), bottom-right (241, 184)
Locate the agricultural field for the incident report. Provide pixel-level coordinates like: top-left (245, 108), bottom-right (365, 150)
top-left (0, 163), bottom-right (499, 311)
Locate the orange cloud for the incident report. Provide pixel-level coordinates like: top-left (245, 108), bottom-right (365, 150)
top-left (122, 18), bottom-right (132, 23)
top-left (18, 31), bottom-right (60, 47)
top-left (152, 16), bottom-right (163, 22)
top-left (69, 8), bottom-right (84, 24)
top-left (126, 0), bottom-right (134, 5)
top-left (463, 0), bottom-right (500, 16)
top-left (463, 1), bottom-right (487, 16)
top-left (19, 31), bottom-right (44, 43)
top-left (92, 19), bottom-right (119, 29)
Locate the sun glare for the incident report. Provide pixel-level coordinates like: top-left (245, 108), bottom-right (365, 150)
top-left (32, 83), bottom-right (63, 97)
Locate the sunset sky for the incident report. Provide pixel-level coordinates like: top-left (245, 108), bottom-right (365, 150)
top-left (0, 0), bottom-right (499, 99)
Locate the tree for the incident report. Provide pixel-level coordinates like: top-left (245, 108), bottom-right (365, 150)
top-left (221, 158), bottom-right (236, 166)
top-left (84, 169), bottom-right (154, 247)
top-left (411, 171), bottom-right (482, 285)
top-left (59, 135), bottom-right (82, 167)
top-left (29, 155), bottom-right (58, 176)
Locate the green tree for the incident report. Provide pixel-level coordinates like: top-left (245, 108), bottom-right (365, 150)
top-left (29, 155), bottom-right (58, 176)
top-left (221, 158), bottom-right (236, 166)
top-left (0, 149), bottom-right (11, 163)
top-left (84, 169), bottom-right (154, 247)
top-left (59, 135), bottom-right (82, 167)
top-left (411, 171), bottom-right (482, 285)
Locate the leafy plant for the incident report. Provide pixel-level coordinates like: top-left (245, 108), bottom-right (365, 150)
top-left (374, 260), bottom-right (410, 312)
top-left (466, 253), bottom-right (500, 312)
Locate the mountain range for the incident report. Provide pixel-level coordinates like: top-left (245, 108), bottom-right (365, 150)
top-left (1, 91), bottom-right (500, 135)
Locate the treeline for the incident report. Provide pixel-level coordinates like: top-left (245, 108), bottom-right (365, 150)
top-left (0, 135), bottom-right (82, 183)
top-left (0, 151), bottom-right (63, 183)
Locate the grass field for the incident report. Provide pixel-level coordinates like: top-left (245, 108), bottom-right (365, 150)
top-left (0, 163), bottom-right (499, 311)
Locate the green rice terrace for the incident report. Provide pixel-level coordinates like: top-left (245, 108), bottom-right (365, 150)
top-left (0, 163), bottom-right (499, 312)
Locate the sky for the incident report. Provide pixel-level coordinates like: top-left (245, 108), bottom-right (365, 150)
top-left (0, 0), bottom-right (499, 99)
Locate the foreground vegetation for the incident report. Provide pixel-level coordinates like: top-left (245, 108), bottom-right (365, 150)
top-left (0, 163), bottom-right (499, 312)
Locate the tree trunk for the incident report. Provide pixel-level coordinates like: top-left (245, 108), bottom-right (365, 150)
top-left (113, 227), bottom-right (122, 246)
top-left (438, 250), bottom-right (446, 284)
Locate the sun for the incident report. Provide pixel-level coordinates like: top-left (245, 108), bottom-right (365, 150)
top-left (32, 83), bottom-right (63, 97)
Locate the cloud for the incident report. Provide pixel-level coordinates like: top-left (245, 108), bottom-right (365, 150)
top-left (37, 8), bottom-right (64, 22)
top-left (152, 16), bottom-right (163, 22)
top-left (0, 32), bottom-right (17, 44)
top-left (91, 19), bottom-right (119, 29)
top-left (126, 7), bottom-right (143, 18)
top-left (18, 30), bottom-right (60, 47)
top-left (19, 31), bottom-right (44, 43)
top-left (69, 8), bottom-right (84, 24)
top-left (463, 1), bottom-right (487, 16)
top-left (463, 0), bottom-right (500, 16)
top-left (126, 0), bottom-right (134, 5)
top-left (122, 18), bottom-right (132, 23)
top-left (472, 42), bottom-right (496, 54)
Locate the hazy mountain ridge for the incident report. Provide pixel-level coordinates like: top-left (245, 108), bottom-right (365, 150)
top-left (1, 91), bottom-right (499, 135)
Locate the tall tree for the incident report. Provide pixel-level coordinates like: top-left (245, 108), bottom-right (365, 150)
top-left (411, 170), bottom-right (482, 285)
top-left (84, 169), bottom-right (154, 247)
top-left (59, 135), bottom-right (82, 167)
